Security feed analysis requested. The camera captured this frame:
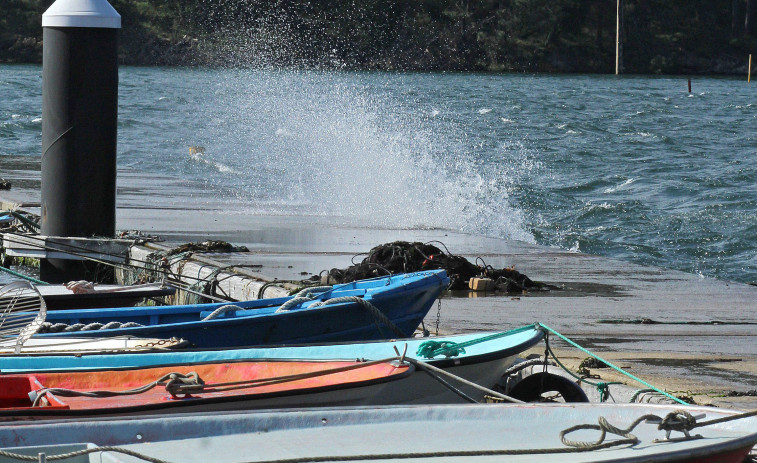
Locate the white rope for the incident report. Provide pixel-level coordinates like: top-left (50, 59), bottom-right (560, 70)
top-left (65, 280), bottom-right (95, 294)
top-left (201, 304), bottom-right (243, 321)
top-left (274, 286), bottom-right (334, 313)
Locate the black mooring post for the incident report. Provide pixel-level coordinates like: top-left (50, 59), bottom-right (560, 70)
top-left (40, 0), bottom-right (121, 283)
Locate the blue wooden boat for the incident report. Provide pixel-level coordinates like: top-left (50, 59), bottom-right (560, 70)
top-left (27, 270), bottom-right (450, 348)
top-left (0, 326), bottom-right (544, 404)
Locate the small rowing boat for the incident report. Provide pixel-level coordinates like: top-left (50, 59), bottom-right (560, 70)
top-left (18, 270), bottom-right (450, 348)
top-left (0, 359), bottom-right (411, 420)
top-left (0, 326), bottom-right (544, 404)
top-left (1, 403), bottom-right (754, 462)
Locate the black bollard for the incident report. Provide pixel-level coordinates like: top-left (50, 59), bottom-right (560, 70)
top-left (40, 0), bottom-right (121, 283)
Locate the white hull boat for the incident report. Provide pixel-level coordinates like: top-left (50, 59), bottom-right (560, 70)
top-left (0, 403), bottom-right (754, 462)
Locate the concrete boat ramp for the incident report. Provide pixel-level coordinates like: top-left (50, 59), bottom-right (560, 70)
top-left (178, 233), bottom-right (757, 410)
top-left (1, 159), bottom-right (756, 409)
top-left (114, 213), bottom-right (757, 410)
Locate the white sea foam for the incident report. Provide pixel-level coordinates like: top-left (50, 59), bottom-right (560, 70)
top-left (586, 201), bottom-right (614, 210)
top-left (188, 149), bottom-right (237, 174)
top-left (603, 178), bottom-right (634, 194)
top-left (197, 71), bottom-right (534, 242)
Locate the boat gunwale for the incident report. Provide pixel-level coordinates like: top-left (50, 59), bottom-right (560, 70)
top-left (0, 326), bottom-right (544, 373)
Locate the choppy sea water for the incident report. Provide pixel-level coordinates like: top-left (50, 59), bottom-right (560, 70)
top-left (1, 64), bottom-right (756, 284)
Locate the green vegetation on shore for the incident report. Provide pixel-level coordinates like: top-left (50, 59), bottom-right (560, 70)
top-left (2, 0), bottom-right (756, 74)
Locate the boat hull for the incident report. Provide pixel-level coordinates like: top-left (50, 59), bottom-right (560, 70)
top-left (0, 403), bottom-right (754, 462)
top-left (0, 326), bottom-right (545, 404)
top-left (0, 360), bottom-right (412, 421)
top-left (32, 270), bottom-right (450, 348)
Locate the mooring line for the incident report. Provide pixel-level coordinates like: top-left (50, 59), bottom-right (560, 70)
top-left (537, 323), bottom-right (689, 405)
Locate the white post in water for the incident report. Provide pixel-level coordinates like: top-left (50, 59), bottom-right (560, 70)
top-left (40, 0), bottom-right (120, 283)
top-left (615, 0), bottom-right (623, 75)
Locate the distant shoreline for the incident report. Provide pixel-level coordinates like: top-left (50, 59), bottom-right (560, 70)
top-left (3, 0), bottom-right (756, 76)
top-left (0, 51), bottom-right (751, 76)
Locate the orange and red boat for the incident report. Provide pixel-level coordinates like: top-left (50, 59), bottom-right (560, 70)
top-left (0, 358), bottom-right (411, 420)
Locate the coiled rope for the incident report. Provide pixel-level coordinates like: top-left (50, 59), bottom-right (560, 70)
top-left (415, 324), bottom-right (539, 359)
top-left (37, 321), bottom-right (144, 333)
top-left (560, 413), bottom-right (655, 449)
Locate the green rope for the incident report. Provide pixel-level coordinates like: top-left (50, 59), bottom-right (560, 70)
top-left (537, 323), bottom-right (688, 405)
top-left (416, 323), bottom-right (538, 359)
top-left (0, 265), bottom-right (46, 285)
top-left (416, 341), bottom-right (466, 358)
top-left (8, 211), bottom-right (40, 231)
top-left (542, 334), bottom-right (622, 402)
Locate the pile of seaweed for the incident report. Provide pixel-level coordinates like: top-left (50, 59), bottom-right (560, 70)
top-left (165, 240), bottom-right (249, 256)
top-left (320, 241), bottom-right (549, 292)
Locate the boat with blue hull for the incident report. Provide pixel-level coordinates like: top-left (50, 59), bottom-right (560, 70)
top-left (27, 270), bottom-right (449, 348)
top-left (0, 326), bottom-right (543, 404)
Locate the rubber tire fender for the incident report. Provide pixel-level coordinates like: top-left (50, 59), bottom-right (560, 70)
top-left (508, 372), bottom-right (589, 403)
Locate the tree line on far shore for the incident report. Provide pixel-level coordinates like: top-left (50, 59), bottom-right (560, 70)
top-left (2, 0), bottom-right (756, 74)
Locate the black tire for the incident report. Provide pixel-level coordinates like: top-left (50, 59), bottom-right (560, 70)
top-left (508, 372), bottom-right (589, 403)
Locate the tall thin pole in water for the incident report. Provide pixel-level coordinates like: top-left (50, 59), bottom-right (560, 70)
top-left (616, 0), bottom-right (624, 74)
top-left (749, 54), bottom-right (753, 82)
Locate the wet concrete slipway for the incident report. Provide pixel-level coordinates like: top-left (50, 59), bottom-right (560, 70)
top-left (2, 156), bottom-right (757, 410)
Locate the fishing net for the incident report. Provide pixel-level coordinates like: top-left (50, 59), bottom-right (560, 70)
top-left (321, 241), bottom-right (547, 292)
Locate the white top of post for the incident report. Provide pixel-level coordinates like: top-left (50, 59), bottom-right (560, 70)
top-left (43, 0), bottom-right (121, 29)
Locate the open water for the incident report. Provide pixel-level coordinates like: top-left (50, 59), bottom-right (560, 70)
top-left (1, 64), bottom-right (756, 284)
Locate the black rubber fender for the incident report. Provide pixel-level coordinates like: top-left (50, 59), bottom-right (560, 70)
top-left (508, 372), bottom-right (589, 403)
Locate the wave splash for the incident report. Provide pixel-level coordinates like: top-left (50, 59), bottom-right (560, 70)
top-left (195, 70), bottom-right (533, 242)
